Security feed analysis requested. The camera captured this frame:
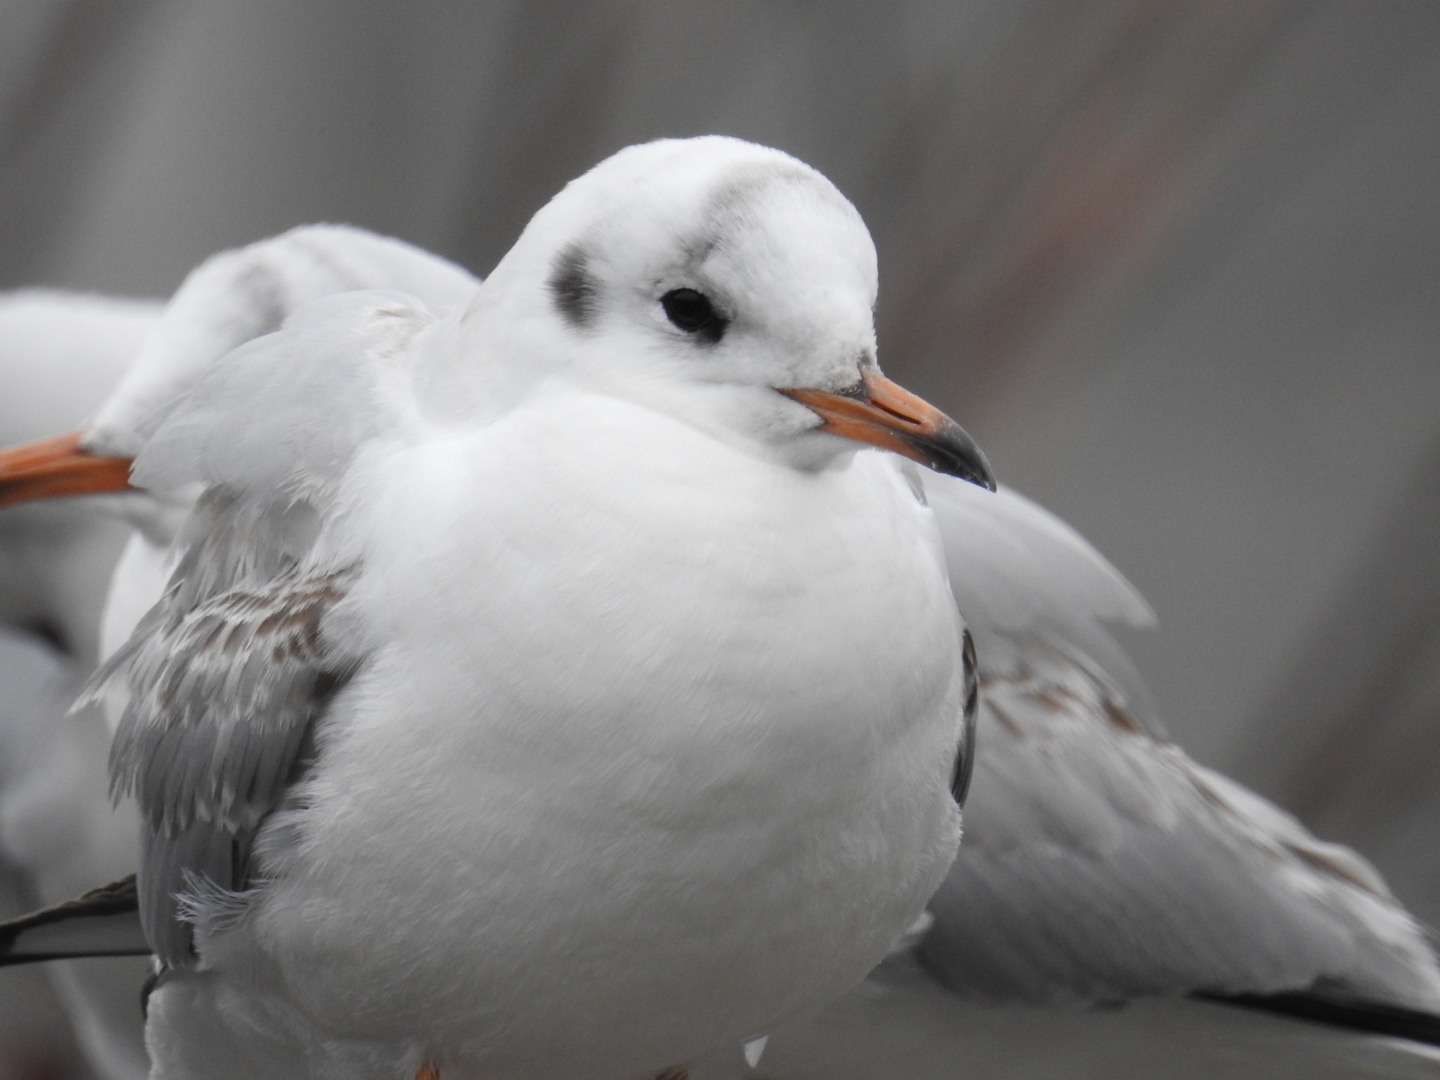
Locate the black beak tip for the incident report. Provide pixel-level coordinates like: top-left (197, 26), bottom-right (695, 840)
top-left (949, 454), bottom-right (998, 493)
top-left (963, 459), bottom-right (999, 493)
top-left (911, 421), bottom-right (996, 492)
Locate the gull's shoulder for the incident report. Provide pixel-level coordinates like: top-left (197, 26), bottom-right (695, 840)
top-left (132, 287), bottom-right (442, 503)
top-left (86, 224), bottom-right (479, 460)
top-left (925, 475), bottom-right (1154, 710)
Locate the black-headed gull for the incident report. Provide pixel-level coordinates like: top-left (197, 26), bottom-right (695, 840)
top-left (0, 137), bottom-right (993, 1080)
top-left (4, 140), bottom-right (1440, 1080)
top-left (0, 233), bottom-right (483, 1080)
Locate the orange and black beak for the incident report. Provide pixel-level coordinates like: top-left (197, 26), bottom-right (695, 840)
top-left (780, 371), bottom-right (996, 491)
top-left (0, 432), bottom-right (135, 509)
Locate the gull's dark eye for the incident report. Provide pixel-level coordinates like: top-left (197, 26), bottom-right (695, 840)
top-left (661, 288), bottom-right (727, 344)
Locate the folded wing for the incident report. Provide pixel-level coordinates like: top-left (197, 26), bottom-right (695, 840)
top-left (922, 474), bottom-right (1440, 1016)
top-left (90, 288), bottom-right (447, 968)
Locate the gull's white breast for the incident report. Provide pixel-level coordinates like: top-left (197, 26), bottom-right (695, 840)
top-left (246, 387), bottom-right (965, 1077)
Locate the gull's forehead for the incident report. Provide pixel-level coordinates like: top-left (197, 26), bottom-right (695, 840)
top-left (633, 154), bottom-right (872, 288)
top-left (574, 145), bottom-right (880, 347)
top-left (695, 159), bottom-right (860, 249)
top-left (690, 165), bottom-right (878, 305)
top-left (696, 162), bottom-right (873, 266)
top-left (539, 138), bottom-right (876, 292)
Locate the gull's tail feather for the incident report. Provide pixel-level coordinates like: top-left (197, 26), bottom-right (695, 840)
top-left (1200, 991), bottom-right (1440, 1050)
top-left (0, 875), bottom-right (150, 965)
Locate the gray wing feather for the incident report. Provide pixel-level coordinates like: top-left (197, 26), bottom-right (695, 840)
top-left (0, 876), bottom-right (149, 964)
top-left (95, 291), bottom-right (435, 968)
top-left (949, 629), bottom-right (978, 806)
top-left (922, 475), bottom-right (1440, 1012)
top-left (924, 634), bottom-right (1440, 1013)
top-left (137, 823), bottom-right (239, 964)
top-left (925, 475), bottom-right (1159, 728)
top-left (94, 558), bottom-right (355, 967)
top-left (105, 560), bottom-right (354, 835)
top-left (73, 244), bottom-right (454, 969)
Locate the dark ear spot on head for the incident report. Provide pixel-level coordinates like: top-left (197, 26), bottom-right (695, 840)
top-left (549, 243), bottom-right (598, 328)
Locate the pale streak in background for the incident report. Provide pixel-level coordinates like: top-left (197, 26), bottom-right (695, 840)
top-left (0, 0), bottom-right (1437, 1074)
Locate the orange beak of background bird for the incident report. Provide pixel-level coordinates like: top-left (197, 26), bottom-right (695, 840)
top-left (780, 370), bottom-right (996, 491)
top-left (0, 432), bottom-right (135, 509)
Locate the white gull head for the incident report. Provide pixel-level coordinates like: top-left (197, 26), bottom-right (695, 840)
top-left (438, 136), bottom-right (993, 488)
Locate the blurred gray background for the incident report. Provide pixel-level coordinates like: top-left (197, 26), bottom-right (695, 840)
top-left (0, 1), bottom-right (1438, 1074)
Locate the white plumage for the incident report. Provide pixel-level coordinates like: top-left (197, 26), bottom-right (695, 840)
top-left (56, 138), bottom-right (972, 1080)
top-left (0, 136), bottom-right (1437, 1080)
